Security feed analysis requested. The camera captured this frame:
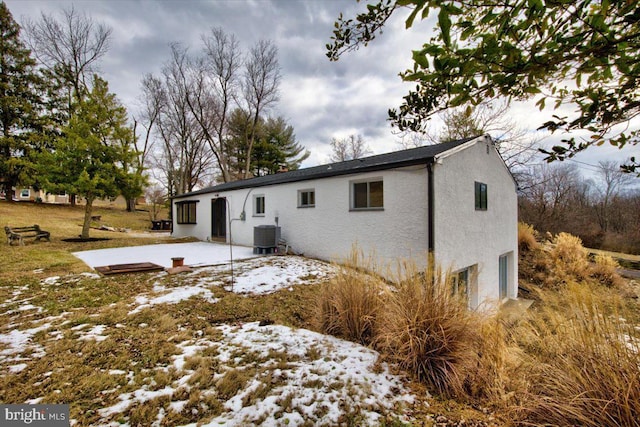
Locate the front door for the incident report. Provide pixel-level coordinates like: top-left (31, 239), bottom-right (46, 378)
top-left (211, 198), bottom-right (226, 239)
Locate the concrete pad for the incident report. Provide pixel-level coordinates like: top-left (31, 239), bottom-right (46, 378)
top-left (73, 242), bottom-right (259, 270)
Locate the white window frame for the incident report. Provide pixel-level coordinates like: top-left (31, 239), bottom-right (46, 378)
top-left (452, 264), bottom-right (478, 309)
top-left (350, 178), bottom-right (384, 211)
top-left (20, 189), bottom-right (30, 199)
top-left (254, 194), bottom-right (265, 216)
top-left (176, 200), bottom-right (198, 224)
top-left (297, 189), bottom-right (315, 208)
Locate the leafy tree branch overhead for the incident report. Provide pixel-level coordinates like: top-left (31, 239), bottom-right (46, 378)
top-left (327, 0), bottom-right (640, 173)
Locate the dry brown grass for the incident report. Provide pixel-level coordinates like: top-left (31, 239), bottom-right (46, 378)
top-left (591, 253), bottom-right (626, 288)
top-left (316, 249), bottom-right (385, 346)
top-left (550, 232), bottom-right (591, 282)
top-left (318, 254), bottom-right (513, 400)
top-left (375, 261), bottom-right (482, 397)
top-left (518, 222), bottom-right (539, 252)
top-left (512, 282), bottom-right (640, 426)
top-left (317, 234), bottom-right (640, 425)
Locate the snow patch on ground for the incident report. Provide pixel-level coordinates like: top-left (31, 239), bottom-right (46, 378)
top-left (76, 324), bottom-right (109, 342)
top-left (0, 322), bottom-right (51, 364)
top-left (205, 322), bottom-right (414, 426)
top-left (190, 255), bottom-right (338, 295)
top-left (129, 286), bottom-right (219, 315)
top-left (127, 255), bottom-right (337, 315)
top-left (97, 322), bottom-right (416, 426)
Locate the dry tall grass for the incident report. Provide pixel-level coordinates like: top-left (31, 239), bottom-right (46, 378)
top-left (518, 222), bottom-right (539, 252)
top-left (316, 249), bottom-right (384, 346)
top-left (318, 234), bottom-right (639, 425)
top-left (375, 261), bottom-right (482, 397)
top-left (513, 282), bottom-right (640, 426)
top-left (591, 253), bottom-right (625, 288)
top-left (318, 254), bottom-right (516, 400)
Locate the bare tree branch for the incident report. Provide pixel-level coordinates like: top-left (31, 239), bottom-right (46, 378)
top-left (24, 6), bottom-right (111, 101)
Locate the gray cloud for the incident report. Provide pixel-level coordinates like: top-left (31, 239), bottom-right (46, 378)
top-left (6, 0), bottom-right (636, 172)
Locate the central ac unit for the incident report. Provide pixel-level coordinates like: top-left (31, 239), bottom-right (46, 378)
top-left (253, 225), bottom-right (280, 249)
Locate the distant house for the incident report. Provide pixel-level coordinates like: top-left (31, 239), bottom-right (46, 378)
top-left (171, 135), bottom-right (518, 309)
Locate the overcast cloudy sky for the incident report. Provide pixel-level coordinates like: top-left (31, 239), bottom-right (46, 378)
top-left (5, 0), bottom-right (638, 175)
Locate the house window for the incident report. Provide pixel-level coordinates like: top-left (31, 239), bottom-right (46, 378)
top-left (452, 268), bottom-right (469, 298)
top-left (475, 181), bottom-right (487, 211)
top-left (20, 189), bottom-right (30, 198)
top-left (452, 265), bottom-right (478, 309)
top-left (176, 201), bottom-right (197, 224)
top-left (254, 195), bottom-right (265, 216)
top-left (351, 180), bottom-right (383, 210)
top-left (298, 189), bottom-right (315, 208)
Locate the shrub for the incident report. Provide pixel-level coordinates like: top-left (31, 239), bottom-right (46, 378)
top-left (591, 253), bottom-right (624, 288)
top-left (316, 249), bottom-right (384, 346)
top-left (518, 222), bottom-right (539, 252)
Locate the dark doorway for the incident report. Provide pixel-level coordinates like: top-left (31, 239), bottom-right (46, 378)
top-left (211, 198), bottom-right (226, 239)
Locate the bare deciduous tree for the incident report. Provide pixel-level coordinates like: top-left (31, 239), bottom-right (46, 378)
top-left (152, 44), bottom-right (214, 196)
top-left (25, 6), bottom-right (111, 101)
top-left (330, 134), bottom-right (371, 162)
top-left (593, 160), bottom-right (634, 232)
top-left (145, 183), bottom-right (167, 222)
top-left (185, 27), bottom-right (242, 183)
top-left (396, 100), bottom-right (543, 173)
top-left (241, 39), bottom-right (281, 179)
top-left (518, 163), bottom-right (590, 236)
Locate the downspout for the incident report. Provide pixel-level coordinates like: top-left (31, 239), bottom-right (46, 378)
top-left (427, 161), bottom-right (435, 254)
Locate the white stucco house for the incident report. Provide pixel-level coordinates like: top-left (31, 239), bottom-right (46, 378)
top-left (171, 135), bottom-right (518, 309)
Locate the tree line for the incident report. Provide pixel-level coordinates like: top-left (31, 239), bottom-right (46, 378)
top-left (519, 161), bottom-right (640, 254)
top-left (0, 3), bottom-right (308, 237)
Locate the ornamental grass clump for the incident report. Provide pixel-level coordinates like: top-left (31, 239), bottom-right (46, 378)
top-left (591, 253), bottom-right (625, 288)
top-left (518, 222), bottom-right (539, 252)
top-left (317, 249), bottom-right (384, 346)
top-left (550, 232), bottom-right (590, 283)
top-left (374, 261), bottom-right (482, 397)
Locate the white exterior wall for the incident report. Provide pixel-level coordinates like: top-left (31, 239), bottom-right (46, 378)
top-left (172, 136), bottom-right (518, 310)
top-left (173, 165), bottom-right (431, 267)
top-left (432, 137), bottom-right (518, 308)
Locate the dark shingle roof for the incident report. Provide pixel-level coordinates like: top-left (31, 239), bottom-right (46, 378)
top-left (174, 136), bottom-right (479, 199)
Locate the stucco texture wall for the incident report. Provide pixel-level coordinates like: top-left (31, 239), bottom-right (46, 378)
top-left (433, 137), bottom-right (518, 308)
top-left (173, 165), bottom-right (432, 268)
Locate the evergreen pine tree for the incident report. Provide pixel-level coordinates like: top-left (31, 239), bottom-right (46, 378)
top-left (0, 2), bottom-right (45, 201)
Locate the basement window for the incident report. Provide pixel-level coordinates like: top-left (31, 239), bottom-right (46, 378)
top-left (176, 201), bottom-right (198, 224)
top-left (475, 181), bottom-right (487, 211)
top-left (351, 179), bottom-right (383, 210)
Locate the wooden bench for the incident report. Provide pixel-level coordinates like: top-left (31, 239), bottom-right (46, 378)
top-left (5, 225), bottom-right (51, 246)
